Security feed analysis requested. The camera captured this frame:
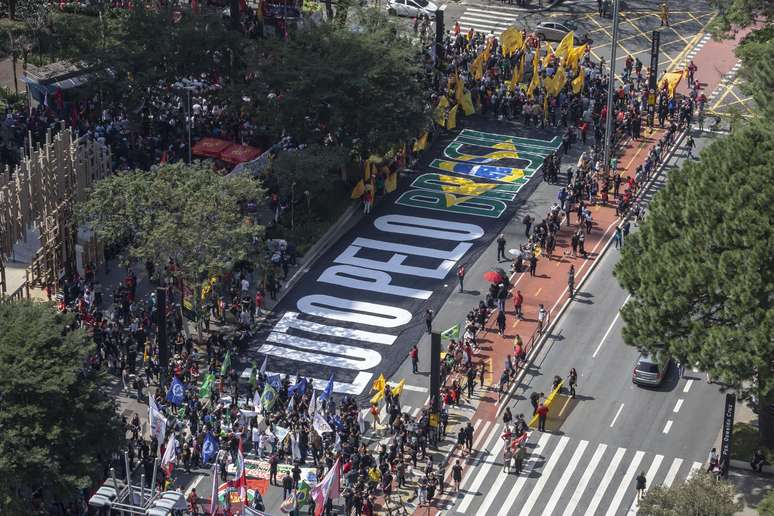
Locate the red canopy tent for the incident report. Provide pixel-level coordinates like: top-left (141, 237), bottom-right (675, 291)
top-left (219, 144), bottom-right (263, 166)
top-left (191, 137), bottom-right (232, 159)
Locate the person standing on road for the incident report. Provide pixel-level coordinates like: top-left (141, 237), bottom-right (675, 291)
top-left (636, 471), bottom-right (647, 501)
top-left (466, 365), bottom-right (476, 398)
top-left (686, 134), bottom-right (696, 159)
top-left (677, 360), bottom-right (686, 378)
top-left (659, 2), bottom-right (669, 26)
top-left (451, 460), bottom-right (463, 492)
top-left (536, 402), bottom-right (549, 431)
top-left (513, 289), bottom-right (524, 319)
top-left (529, 254), bottom-right (538, 277)
top-left (410, 344), bottom-right (419, 373)
top-left (425, 309), bottom-right (433, 333)
top-left (523, 215), bottom-right (533, 237)
top-left (496, 234), bottom-right (507, 262)
top-left (530, 391), bottom-right (541, 415)
top-left (568, 368), bottom-right (578, 398)
top-left (465, 422), bottom-right (474, 452)
top-left (457, 264), bottom-right (465, 293)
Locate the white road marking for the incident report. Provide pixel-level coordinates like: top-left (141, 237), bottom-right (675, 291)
top-left (499, 432), bottom-right (551, 513)
top-left (543, 440), bottom-right (589, 516)
top-left (459, 435), bottom-right (507, 513)
top-left (451, 421), bottom-right (495, 502)
top-left (688, 461), bottom-right (703, 478)
top-left (184, 473), bottom-right (205, 497)
top-left (592, 294), bottom-right (630, 358)
top-left (683, 379), bottom-right (694, 393)
top-left (610, 403), bottom-right (625, 428)
top-left (627, 454), bottom-right (664, 514)
top-left (402, 384), bottom-right (428, 393)
top-left (519, 436), bottom-right (570, 516)
top-left (663, 457), bottom-right (684, 487)
top-left (673, 399), bottom-right (684, 413)
top-left (663, 420), bottom-right (673, 434)
top-left (584, 447), bottom-right (626, 516)
top-left (605, 450), bottom-right (645, 516)
top-left (562, 443), bottom-right (608, 516)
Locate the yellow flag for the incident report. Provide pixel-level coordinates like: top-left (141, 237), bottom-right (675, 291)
top-left (461, 90), bottom-right (475, 116)
top-left (372, 373), bottom-right (386, 393)
top-left (501, 27), bottom-right (523, 56)
top-left (455, 73), bottom-right (465, 105)
top-left (434, 96), bottom-right (449, 126)
top-left (660, 70), bottom-right (686, 98)
top-left (572, 71), bottom-right (584, 94)
top-left (555, 31), bottom-right (574, 60)
top-left (543, 94), bottom-right (548, 118)
top-left (414, 131), bottom-right (429, 152)
top-left (509, 53), bottom-right (525, 91)
top-left (385, 171), bottom-right (397, 193)
top-left (542, 43), bottom-right (555, 68)
top-left (350, 179), bottom-right (365, 199)
top-left (370, 390), bottom-right (384, 405)
top-left (392, 378), bottom-right (406, 397)
top-left (543, 73), bottom-right (555, 97)
top-left (567, 44), bottom-right (588, 72)
top-left (447, 104), bottom-right (459, 130)
top-left (550, 65), bottom-right (567, 96)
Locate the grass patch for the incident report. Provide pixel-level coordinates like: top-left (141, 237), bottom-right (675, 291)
top-left (731, 421), bottom-right (774, 464)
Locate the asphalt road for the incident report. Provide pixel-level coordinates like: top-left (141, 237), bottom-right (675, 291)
top-left (441, 128), bottom-right (730, 516)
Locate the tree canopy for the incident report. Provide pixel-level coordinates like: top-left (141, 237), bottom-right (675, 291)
top-left (638, 472), bottom-right (742, 516)
top-left (613, 119), bottom-right (774, 445)
top-left (254, 10), bottom-right (430, 154)
top-left (0, 301), bottom-right (125, 513)
top-left (76, 162), bottom-right (266, 284)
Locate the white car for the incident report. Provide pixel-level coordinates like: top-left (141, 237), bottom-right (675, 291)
top-left (387, 0), bottom-right (438, 18)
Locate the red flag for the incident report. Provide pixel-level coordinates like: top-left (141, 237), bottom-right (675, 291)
top-left (310, 458), bottom-right (340, 516)
top-left (236, 439), bottom-right (247, 506)
top-left (191, 0), bottom-right (198, 12)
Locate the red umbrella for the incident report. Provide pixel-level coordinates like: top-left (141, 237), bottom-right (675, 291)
top-left (483, 271), bottom-right (504, 283)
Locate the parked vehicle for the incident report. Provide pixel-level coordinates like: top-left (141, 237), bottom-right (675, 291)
top-left (632, 352), bottom-right (672, 386)
top-left (386, 0), bottom-right (438, 18)
top-left (534, 21), bottom-right (587, 45)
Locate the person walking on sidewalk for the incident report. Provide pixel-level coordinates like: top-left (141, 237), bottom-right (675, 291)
top-left (496, 234), bottom-right (507, 262)
top-left (537, 304), bottom-right (548, 333)
top-left (410, 345), bottom-right (419, 373)
top-left (497, 309), bottom-right (506, 336)
top-left (425, 309), bottom-right (433, 333)
top-left (513, 289), bottom-right (524, 319)
top-left (567, 265), bottom-right (575, 298)
top-left (536, 402), bottom-right (549, 431)
top-left (457, 264), bottom-right (465, 293)
top-left (686, 133), bottom-right (696, 159)
top-left (529, 254), bottom-right (538, 277)
top-left (451, 460), bottom-right (463, 492)
top-left (614, 226), bottom-right (623, 249)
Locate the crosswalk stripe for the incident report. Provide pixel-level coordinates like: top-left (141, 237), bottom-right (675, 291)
top-left (584, 447), bottom-right (627, 516)
top-left (605, 450), bottom-right (645, 516)
top-left (688, 461), bottom-right (703, 478)
top-left (662, 457), bottom-right (683, 487)
top-left (458, 18), bottom-right (512, 30)
top-left (474, 440), bottom-right (522, 516)
top-left (463, 8), bottom-right (516, 19)
top-left (500, 432), bottom-right (552, 512)
top-left (543, 440), bottom-right (589, 516)
top-left (626, 454), bottom-right (664, 514)
top-left (442, 421), bottom-right (493, 500)
top-left (457, 424), bottom-right (502, 512)
top-left (562, 443), bottom-right (607, 516)
top-left (518, 435), bottom-right (570, 516)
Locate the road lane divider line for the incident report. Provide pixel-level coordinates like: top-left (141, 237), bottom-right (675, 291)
top-left (663, 420), bottom-right (673, 434)
top-left (584, 447), bottom-right (627, 516)
top-left (688, 461), bottom-right (703, 478)
top-left (662, 457), bottom-right (683, 487)
top-left (543, 439), bottom-right (589, 516)
top-left (673, 399), bottom-right (684, 413)
top-left (592, 295), bottom-right (631, 358)
top-left (683, 379), bottom-right (694, 393)
top-left (605, 450), bottom-right (645, 516)
top-left (610, 403), bottom-right (625, 428)
top-left (558, 395), bottom-right (572, 417)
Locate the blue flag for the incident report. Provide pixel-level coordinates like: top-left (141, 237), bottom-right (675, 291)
top-left (319, 374), bottom-right (334, 402)
top-left (202, 432), bottom-right (219, 464)
top-left (268, 374), bottom-right (282, 391)
top-left (288, 378), bottom-right (307, 397)
top-left (166, 376), bottom-right (186, 406)
top-left (332, 414), bottom-right (345, 432)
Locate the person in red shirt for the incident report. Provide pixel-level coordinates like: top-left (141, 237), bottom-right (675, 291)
top-left (536, 402), bottom-right (549, 432)
top-left (513, 289), bottom-right (524, 319)
top-left (409, 345), bottom-right (419, 373)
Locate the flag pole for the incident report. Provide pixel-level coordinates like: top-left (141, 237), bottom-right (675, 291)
top-left (603, 0), bottom-right (621, 175)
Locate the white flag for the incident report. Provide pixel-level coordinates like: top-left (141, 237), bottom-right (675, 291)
top-left (148, 397), bottom-right (166, 442)
top-left (253, 389), bottom-right (261, 410)
top-left (311, 458), bottom-right (341, 511)
top-left (308, 390), bottom-right (317, 419)
top-left (160, 433), bottom-right (177, 476)
top-left (260, 355), bottom-right (268, 374)
top-left (274, 425), bottom-right (290, 443)
top-left (313, 412), bottom-right (333, 437)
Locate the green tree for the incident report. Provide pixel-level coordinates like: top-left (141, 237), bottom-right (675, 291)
top-left (255, 9), bottom-right (430, 155)
top-left (638, 471), bottom-right (742, 516)
top-left (0, 301), bottom-right (125, 513)
top-left (613, 120), bottom-right (774, 445)
top-left (76, 162), bottom-right (266, 319)
top-left (736, 27), bottom-right (774, 115)
top-left (759, 488), bottom-right (774, 516)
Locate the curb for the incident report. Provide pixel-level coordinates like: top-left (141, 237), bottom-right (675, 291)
top-left (494, 128), bottom-right (688, 419)
top-left (729, 459), bottom-right (772, 474)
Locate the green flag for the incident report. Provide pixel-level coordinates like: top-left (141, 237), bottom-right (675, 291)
top-left (296, 480), bottom-right (311, 506)
top-left (249, 362), bottom-right (257, 390)
top-left (440, 323), bottom-right (461, 341)
top-left (221, 350), bottom-right (231, 377)
top-left (199, 373), bottom-right (215, 399)
top-left (261, 383), bottom-right (278, 411)
top-left (177, 405), bottom-right (186, 420)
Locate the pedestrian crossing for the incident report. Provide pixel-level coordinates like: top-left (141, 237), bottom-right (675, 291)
top-left (446, 430), bottom-right (704, 516)
top-left (455, 6), bottom-right (521, 36)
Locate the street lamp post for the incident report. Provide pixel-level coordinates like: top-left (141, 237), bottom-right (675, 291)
top-left (291, 181), bottom-right (296, 230)
top-left (186, 89), bottom-right (193, 163)
top-left (603, 0), bottom-right (621, 175)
